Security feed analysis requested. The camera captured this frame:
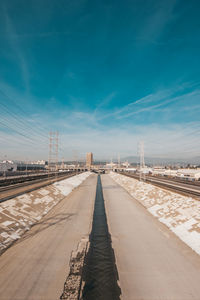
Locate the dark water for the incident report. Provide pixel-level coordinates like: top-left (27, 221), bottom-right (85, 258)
top-left (81, 175), bottom-right (121, 300)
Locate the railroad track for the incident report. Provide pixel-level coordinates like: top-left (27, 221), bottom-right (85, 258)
top-left (148, 174), bottom-right (200, 187)
top-left (0, 171), bottom-right (75, 187)
top-left (118, 172), bottom-right (200, 198)
top-left (0, 178), bottom-right (52, 193)
top-left (0, 173), bottom-right (75, 192)
top-left (0, 171), bottom-right (82, 203)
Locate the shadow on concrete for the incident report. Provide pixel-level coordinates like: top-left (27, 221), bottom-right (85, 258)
top-left (81, 175), bottom-right (121, 300)
top-left (15, 212), bottom-right (75, 245)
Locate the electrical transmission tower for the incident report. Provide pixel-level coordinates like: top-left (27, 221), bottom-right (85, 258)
top-left (139, 141), bottom-right (145, 181)
top-left (48, 131), bottom-right (59, 176)
top-left (61, 157), bottom-right (65, 170)
top-left (118, 153), bottom-right (120, 169)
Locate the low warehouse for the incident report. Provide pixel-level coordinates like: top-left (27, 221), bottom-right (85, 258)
top-left (177, 169), bottom-right (200, 181)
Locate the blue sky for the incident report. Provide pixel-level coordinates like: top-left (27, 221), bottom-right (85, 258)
top-left (0, 0), bottom-right (200, 161)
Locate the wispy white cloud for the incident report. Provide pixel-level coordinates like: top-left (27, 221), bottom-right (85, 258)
top-left (2, 30), bottom-right (71, 39)
top-left (95, 93), bottom-right (154, 121)
top-left (96, 85), bottom-right (200, 121)
top-left (56, 121), bottom-right (200, 160)
top-left (94, 92), bottom-right (117, 115)
top-left (1, 80), bottom-right (200, 161)
top-left (1, 109), bottom-right (200, 161)
top-left (3, 9), bottom-right (30, 93)
top-left (137, 0), bottom-right (178, 44)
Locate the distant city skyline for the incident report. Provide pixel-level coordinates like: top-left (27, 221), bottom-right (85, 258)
top-left (0, 0), bottom-right (200, 160)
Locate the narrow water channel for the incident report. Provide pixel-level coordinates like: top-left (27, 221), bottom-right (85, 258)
top-left (81, 175), bottom-right (121, 300)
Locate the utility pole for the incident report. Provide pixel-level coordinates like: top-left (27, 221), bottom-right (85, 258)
top-left (118, 153), bottom-right (120, 172)
top-left (3, 155), bottom-right (7, 178)
top-left (118, 153), bottom-right (120, 169)
top-left (61, 157), bottom-right (64, 170)
top-left (25, 158), bottom-right (28, 176)
top-left (139, 141), bottom-right (145, 181)
top-left (48, 131), bottom-right (59, 180)
top-left (73, 149), bottom-right (78, 174)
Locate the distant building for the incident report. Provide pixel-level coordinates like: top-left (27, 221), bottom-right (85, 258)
top-left (139, 167), bottom-right (152, 174)
top-left (125, 168), bottom-right (137, 173)
top-left (16, 161), bottom-right (46, 171)
top-left (177, 169), bottom-right (200, 181)
top-left (32, 160), bottom-right (46, 165)
top-left (164, 170), bottom-right (178, 177)
top-left (122, 161), bottom-right (130, 168)
top-left (0, 161), bottom-right (17, 172)
top-left (152, 168), bottom-right (166, 176)
top-left (151, 167), bottom-right (200, 180)
top-left (105, 162), bottom-right (117, 169)
top-left (86, 152), bottom-right (93, 169)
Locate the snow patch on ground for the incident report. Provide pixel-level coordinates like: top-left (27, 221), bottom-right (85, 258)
top-left (0, 172), bottom-right (91, 253)
top-left (109, 172), bottom-right (200, 255)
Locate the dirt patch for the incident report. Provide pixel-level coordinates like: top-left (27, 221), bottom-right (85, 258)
top-left (60, 237), bottom-right (89, 300)
top-left (60, 175), bottom-right (121, 300)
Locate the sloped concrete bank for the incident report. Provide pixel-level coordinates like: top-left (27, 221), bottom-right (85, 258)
top-left (109, 172), bottom-right (200, 255)
top-left (0, 172), bottom-right (91, 254)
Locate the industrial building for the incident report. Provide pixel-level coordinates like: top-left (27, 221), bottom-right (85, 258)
top-left (0, 160), bottom-right (46, 174)
top-left (177, 169), bottom-right (200, 181)
top-left (152, 168), bottom-right (200, 181)
top-left (0, 161), bottom-right (17, 172)
top-left (86, 152), bottom-right (93, 169)
top-left (139, 167), bottom-right (152, 174)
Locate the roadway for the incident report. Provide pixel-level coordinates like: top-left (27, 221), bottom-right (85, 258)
top-left (0, 174), bottom-right (97, 300)
top-left (102, 174), bottom-right (200, 300)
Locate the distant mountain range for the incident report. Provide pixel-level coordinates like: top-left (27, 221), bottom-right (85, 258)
top-left (122, 156), bottom-right (200, 166)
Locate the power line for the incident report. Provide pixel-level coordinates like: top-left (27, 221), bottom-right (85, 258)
top-left (48, 131), bottom-right (59, 173)
top-left (0, 102), bottom-right (48, 140)
top-left (139, 141), bottom-right (145, 181)
top-left (0, 89), bottom-right (49, 139)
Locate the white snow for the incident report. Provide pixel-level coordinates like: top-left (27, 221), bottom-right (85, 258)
top-left (109, 172), bottom-right (200, 255)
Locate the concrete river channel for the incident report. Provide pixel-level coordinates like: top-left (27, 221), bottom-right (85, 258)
top-left (1, 173), bottom-right (200, 300)
top-left (81, 175), bottom-right (121, 299)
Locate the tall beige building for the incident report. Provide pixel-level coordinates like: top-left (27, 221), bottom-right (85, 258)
top-left (86, 152), bottom-right (93, 168)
